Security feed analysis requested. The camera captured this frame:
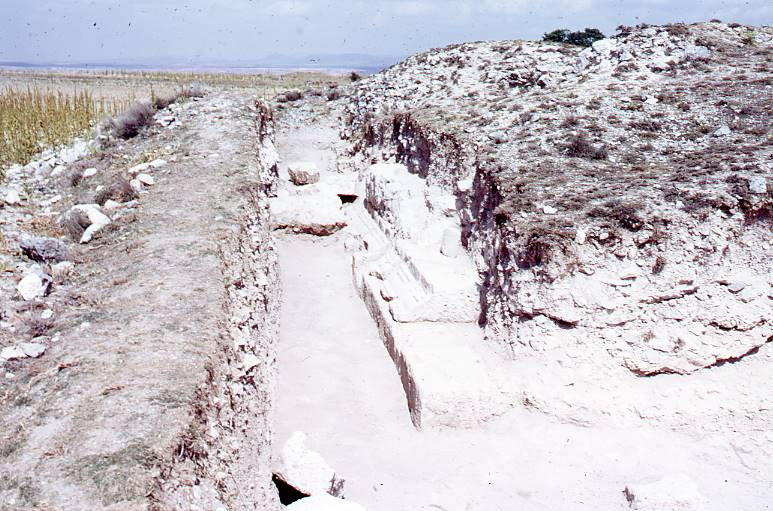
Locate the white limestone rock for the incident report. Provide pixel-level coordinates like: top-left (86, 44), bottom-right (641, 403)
top-left (59, 140), bottom-right (89, 164)
top-left (748, 176), bottom-right (767, 194)
top-left (17, 273), bottom-right (47, 301)
top-left (242, 353), bottom-right (259, 372)
top-left (440, 228), bottom-right (461, 258)
top-left (363, 164), bottom-right (428, 239)
top-left (288, 162), bottom-right (321, 186)
top-left (269, 188), bottom-right (346, 236)
top-left (70, 204), bottom-right (112, 244)
top-left (276, 431), bottom-right (344, 497)
top-left (20, 343), bottom-right (46, 358)
top-left (137, 173), bottom-right (155, 186)
top-left (684, 44), bottom-right (710, 59)
top-left (592, 38), bottom-right (617, 53)
top-left (103, 199), bottom-right (122, 211)
top-left (1, 346), bottom-right (27, 361)
top-left (344, 235), bottom-right (362, 253)
top-left (3, 189), bottom-right (21, 205)
top-left (128, 162), bottom-right (151, 176)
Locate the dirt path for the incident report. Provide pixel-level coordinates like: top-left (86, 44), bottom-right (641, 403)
top-left (0, 91), bottom-right (279, 510)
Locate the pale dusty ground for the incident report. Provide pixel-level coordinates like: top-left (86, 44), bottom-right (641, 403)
top-left (271, 118), bottom-right (772, 510)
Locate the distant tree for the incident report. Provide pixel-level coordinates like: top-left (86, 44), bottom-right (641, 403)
top-left (543, 29), bottom-right (570, 44)
top-left (542, 28), bottom-right (605, 47)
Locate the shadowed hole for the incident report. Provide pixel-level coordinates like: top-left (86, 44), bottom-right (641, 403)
top-left (338, 194), bottom-right (358, 204)
top-left (272, 473), bottom-right (309, 505)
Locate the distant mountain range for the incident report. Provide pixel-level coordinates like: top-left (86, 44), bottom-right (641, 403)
top-left (0, 53), bottom-right (401, 74)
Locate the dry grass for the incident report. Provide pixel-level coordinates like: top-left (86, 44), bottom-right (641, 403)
top-left (105, 101), bottom-right (156, 139)
top-left (59, 209), bottom-right (91, 241)
top-left (0, 87), bottom-right (130, 172)
top-left (94, 176), bottom-right (138, 205)
top-left (564, 133), bottom-right (608, 160)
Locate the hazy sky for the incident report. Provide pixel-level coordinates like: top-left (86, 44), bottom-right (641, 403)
top-left (2, 0), bottom-right (771, 65)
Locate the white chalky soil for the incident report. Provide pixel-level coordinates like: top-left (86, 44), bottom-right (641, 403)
top-left (271, 119), bottom-right (766, 511)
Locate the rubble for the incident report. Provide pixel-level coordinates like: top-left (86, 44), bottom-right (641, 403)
top-left (20, 236), bottom-right (71, 263)
top-left (288, 161), bottom-right (321, 185)
top-left (275, 431), bottom-right (344, 497)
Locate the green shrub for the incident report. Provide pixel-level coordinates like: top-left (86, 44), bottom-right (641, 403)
top-left (543, 28), bottom-right (605, 47)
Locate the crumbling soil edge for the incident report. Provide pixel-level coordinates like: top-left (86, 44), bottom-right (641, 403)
top-left (151, 102), bottom-right (281, 510)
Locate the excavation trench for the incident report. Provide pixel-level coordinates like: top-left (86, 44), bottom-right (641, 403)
top-left (266, 109), bottom-right (770, 511)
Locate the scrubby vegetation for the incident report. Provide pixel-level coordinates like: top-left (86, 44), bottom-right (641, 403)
top-left (105, 101), bottom-right (156, 140)
top-left (564, 133), bottom-right (608, 160)
top-left (543, 28), bottom-right (605, 47)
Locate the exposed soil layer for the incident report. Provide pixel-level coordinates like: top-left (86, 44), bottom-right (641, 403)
top-left (348, 22), bottom-right (771, 361)
top-left (343, 22), bottom-right (772, 431)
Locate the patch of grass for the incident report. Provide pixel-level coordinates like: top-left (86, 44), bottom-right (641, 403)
top-left (27, 316), bottom-right (54, 338)
top-left (665, 23), bottom-right (690, 37)
top-left (652, 255), bottom-right (667, 274)
top-left (560, 115), bottom-right (579, 127)
top-left (587, 199), bottom-right (645, 231)
top-left (66, 443), bottom-right (159, 506)
top-left (742, 30), bottom-right (756, 46)
top-left (564, 133), bottom-right (608, 160)
top-left (104, 101), bottom-right (155, 139)
top-left (0, 86), bottom-right (128, 170)
top-left (25, 214), bottom-right (66, 238)
top-left (629, 119), bottom-right (662, 132)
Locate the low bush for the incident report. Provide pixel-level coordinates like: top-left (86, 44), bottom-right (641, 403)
top-left (95, 176), bottom-right (138, 205)
top-left (565, 133), bottom-right (608, 159)
top-left (106, 101), bottom-right (155, 139)
top-left (59, 208), bottom-right (91, 241)
top-left (152, 93), bottom-right (178, 110)
top-left (276, 90), bottom-right (303, 103)
top-left (543, 28), bottom-right (605, 47)
top-left (109, 85), bottom-right (206, 139)
top-left (587, 199), bottom-right (645, 231)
